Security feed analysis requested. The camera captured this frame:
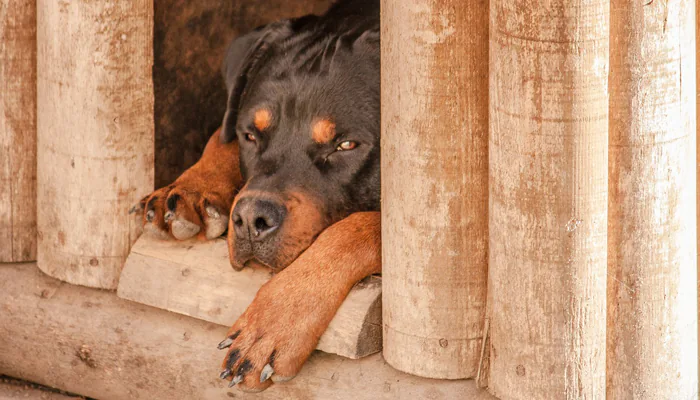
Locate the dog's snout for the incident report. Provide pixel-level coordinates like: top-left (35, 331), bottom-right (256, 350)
top-left (232, 197), bottom-right (286, 241)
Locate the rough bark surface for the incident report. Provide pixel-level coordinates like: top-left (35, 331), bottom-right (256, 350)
top-left (607, 1), bottom-right (698, 397)
top-left (381, 0), bottom-right (489, 379)
top-left (488, 1), bottom-right (609, 398)
top-left (36, 0), bottom-right (155, 289)
top-left (0, 1), bottom-right (37, 262)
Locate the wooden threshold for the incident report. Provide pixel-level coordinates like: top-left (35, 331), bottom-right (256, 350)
top-left (117, 235), bottom-right (382, 359)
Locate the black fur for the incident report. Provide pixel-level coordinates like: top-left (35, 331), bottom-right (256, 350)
top-left (221, 0), bottom-right (380, 221)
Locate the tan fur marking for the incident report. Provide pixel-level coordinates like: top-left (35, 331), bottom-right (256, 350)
top-left (254, 109), bottom-right (272, 132)
top-left (228, 189), bottom-right (326, 271)
top-left (312, 119), bottom-right (336, 144)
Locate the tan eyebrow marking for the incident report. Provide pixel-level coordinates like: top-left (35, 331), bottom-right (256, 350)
top-left (312, 118), bottom-right (336, 144)
top-left (254, 109), bottom-right (272, 132)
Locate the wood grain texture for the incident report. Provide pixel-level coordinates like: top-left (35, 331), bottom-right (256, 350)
top-left (0, 379), bottom-right (75, 400)
top-left (117, 234), bottom-right (382, 359)
top-left (0, 263), bottom-right (496, 400)
top-left (0, 1), bottom-right (37, 262)
top-left (607, 1), bottom-right (698, 397)
top-left (153, 0), bottom-right (332, 187)
top-left (488, 1), bottom-right (609, 398)
top-left (36, 0), bottom-right (154, 289)
top-left (380, 0), bottom-right (489, 379)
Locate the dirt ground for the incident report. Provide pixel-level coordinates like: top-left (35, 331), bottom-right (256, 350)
top-left (0, 377), bottom-right (86, 400)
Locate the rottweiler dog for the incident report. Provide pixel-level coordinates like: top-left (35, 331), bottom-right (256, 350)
top-left (134, 0), bottom-right (381, 393)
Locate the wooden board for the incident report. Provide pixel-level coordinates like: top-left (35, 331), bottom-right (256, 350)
top-left (36, 0), bottom-right (154, 289)
top-left (607, 1), bottom-right (698, 397)
top-left (0, 263), bottom-right (495, 400)
top-left (488, 1), bottom-right (609, 398)
top-left (0, 0), bottom-right (37, 262)
top-left (117, 234), bottom-right (382, 359)
top-left (380, 0), bottom-right (489, 380)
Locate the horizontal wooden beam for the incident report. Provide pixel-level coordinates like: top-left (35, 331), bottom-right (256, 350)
top-left (117, 234), bottom-right (382, 359)
top-left (0, 263), bottom-right (493, 400)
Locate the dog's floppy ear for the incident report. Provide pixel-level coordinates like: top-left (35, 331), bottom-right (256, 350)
top-left (352, 28), bottom-right (380, 56)
top-left (219, 21), bottom-right (294, 144)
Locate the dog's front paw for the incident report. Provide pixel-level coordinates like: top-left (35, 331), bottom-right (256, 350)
top-left (131, 181), bottom-right (233, 241)
top-left (217, 278), bottom-right (329, 393)
top-left (130, 128), bottom-right (241, 241)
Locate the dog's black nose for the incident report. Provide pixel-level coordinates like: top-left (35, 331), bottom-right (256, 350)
top-left (232, 197), bottom-right (286, 241)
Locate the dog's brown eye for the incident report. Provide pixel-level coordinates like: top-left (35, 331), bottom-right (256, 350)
top-left (245, 133), bottom-right (256, 142)
top-left (336, 141), bottom-right (357, 151)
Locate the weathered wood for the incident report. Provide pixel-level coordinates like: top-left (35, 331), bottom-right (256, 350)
top-left (697, 0), bottom-right (700, 390)
top-left (0, 378), bottom-right (76, 400)
top-left (117, 234), bottom-right (382, 359)
top-left (36, 0), bottom-right (154, 289)
top-left (488, 1), bottom-right (609, 398)
top-left (380, 0), bottom-right (489, 379)
top-left (607, 1), bottom-right (698, 397)
top-left (0, 1), bottom-right (37, 262)
top-left (153, 0), bottom-right (332, 187)
top-left (0, 263), bottom-right (495, 400)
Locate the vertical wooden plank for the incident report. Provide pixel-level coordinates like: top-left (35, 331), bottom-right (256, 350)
top-left (607, 0), bottom-right (698, 397)
top-left (381, 0), bottom-right (489, 379)
top-left (488, 1), bottom-right (609, 398)
top-left (36, 1), bottom-right (154, 289)
top-left (0, 1), bottom-right (37, 262)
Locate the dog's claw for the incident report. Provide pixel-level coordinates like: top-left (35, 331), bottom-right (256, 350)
top-left (220, 369), bottom-right (232, 380)
top-left (146, 210), bottom-right (155, 222)
top-left (218, 337), bottom-right (234, 350)
top-left (260, 364), bottom-right (274, 383)
top-left (204, 205), bottom-right (227, 239)
top-left (230, 375), bottom-right (243, 387)
top-left (206, 206), bottom-right (220, 219)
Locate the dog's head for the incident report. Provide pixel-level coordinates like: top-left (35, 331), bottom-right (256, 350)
top-left (219, 16), bottom-right (380, 271)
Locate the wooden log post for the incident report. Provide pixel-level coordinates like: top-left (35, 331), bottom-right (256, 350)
top-left (607, 1), bottom-right (698, 397)
top-left (488, 1), bottom-right (609, 398)
top-left (697, 0), bottom-right (700, 390)
top-left (36, 1), bottom-right (154, 289)
top-left (381, 0), bottom-right (489, 379)
top-left (0, 1), bottom-right (37, 262)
